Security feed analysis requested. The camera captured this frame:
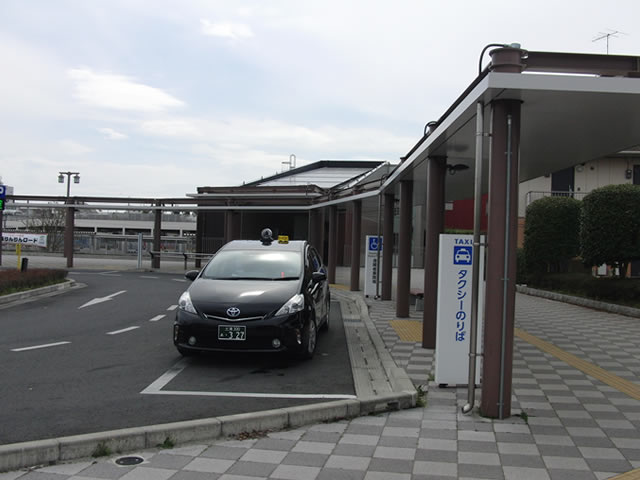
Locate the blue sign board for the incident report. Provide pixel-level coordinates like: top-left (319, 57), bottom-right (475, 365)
top-left (0, 185), bottom-right (6, 199)
top-left (368, 236), bottom-right (381, 252)
top-left (453, 245), bottom-right (472, 265)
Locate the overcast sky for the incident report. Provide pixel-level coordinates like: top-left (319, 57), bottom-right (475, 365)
top-left (2, 0), bottom-right (639, 198)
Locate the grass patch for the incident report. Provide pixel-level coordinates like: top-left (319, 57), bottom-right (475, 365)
top-left (91, 442), bottom-right (112, 458)
top-left (158, 437), bottom-right (175, 449)
top-left (0, 268), bottom-right (68, 296)
top-left (416, 384), bottom-right (427, 408)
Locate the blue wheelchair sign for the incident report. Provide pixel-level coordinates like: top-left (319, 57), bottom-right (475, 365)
top-left (368, 236), bottom-right (381, 252)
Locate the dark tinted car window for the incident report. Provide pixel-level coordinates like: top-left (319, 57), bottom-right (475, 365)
top-left (201, 250), bottom-right (302, 280)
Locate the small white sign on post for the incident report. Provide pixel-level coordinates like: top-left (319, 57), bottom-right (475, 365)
top-left (2, 233), bottom-right (48, 248)
top-left (435, 234), bottom-right (485, 386)
top-left (364, 235), bottom-right (382, 297)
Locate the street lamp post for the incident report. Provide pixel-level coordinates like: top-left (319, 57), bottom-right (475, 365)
top-left (58, 171), bottom-right (80, 267)
top-left (58, 171), bottom-right (80, 197)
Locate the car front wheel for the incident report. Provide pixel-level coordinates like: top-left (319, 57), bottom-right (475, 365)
top-left (298, 318), bottom-right (317, 360)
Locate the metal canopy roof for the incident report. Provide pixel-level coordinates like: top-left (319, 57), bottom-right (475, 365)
top-left (390, 51), bottom-right (640, 203)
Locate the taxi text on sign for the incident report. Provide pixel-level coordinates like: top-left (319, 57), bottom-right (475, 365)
top-left (435, 234), bottom-right (485, 386)
top-left (364, 236), bottom-right (382, 297)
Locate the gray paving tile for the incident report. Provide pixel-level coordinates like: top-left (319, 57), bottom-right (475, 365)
top-left (225, 461), bottom-right (276, 477)
top-left (270, 464), bottom-right (320, 480)
top-left (282, 452), bottom-right (329, 467)
top-left (315, 468), bottom-right (365, 480)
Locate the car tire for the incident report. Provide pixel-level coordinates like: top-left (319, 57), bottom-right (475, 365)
top-left (298, 318), bottom-right (317, 360)
top-left (320, 296), bottom-right (330, 331)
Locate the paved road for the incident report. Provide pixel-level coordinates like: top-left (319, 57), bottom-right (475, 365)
top-left (0, 270), bottom-right (354, 444)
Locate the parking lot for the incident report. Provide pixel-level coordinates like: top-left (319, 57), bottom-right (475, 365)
top-left (0, 270), bottom-right (354, 444)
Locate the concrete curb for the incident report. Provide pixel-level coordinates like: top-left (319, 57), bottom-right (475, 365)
top-left (0, 279), bottom-right (76, 306)
top-left (0, 289), bottom-right (416, 473)
top-left (517, 285), bottom-right (640, 319)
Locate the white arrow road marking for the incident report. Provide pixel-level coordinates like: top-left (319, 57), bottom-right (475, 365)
top-left (12, 341), bottom-right (71, 352)
top-left (141, 359), bottom-right (357, 399)
top-left (107, 326), bottom-right (140, 335)
top-left (149, 315), bottom-right (165, 322)
top-left (78, 290), bottom-right (127, 309)
top-left (167, 305), bottom-right (178, 311)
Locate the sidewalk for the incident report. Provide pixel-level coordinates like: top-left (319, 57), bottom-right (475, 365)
top-left (2, 267), bottom-right (640, 479)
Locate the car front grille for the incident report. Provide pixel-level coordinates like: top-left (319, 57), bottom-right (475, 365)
top-left (203, 313), bottom-right (264, 322)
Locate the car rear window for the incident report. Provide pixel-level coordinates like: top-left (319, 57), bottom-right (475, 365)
top-left (202, 250), bottom-right (302, 280)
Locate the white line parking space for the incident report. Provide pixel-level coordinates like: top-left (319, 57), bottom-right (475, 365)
top-left (141, 359), bottom-right (357, 400)
top-left (11, 341), bottom-right (71, 352)
top-left (107, 326), bottom-right (140, 335)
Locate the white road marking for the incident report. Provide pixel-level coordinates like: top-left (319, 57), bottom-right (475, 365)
top-left (172, 279), bottom-right (187, 283)
top-left (149, 315), bottom-right (165, 322)
top-left (140, 276), bottom-right (158, 279)
top-left (167, 305), bottom-right (178, 311)
top-left (78, 290), bottom-right (127, 309)
top-left (12, 341), bottom-right (71, 352)
top-left (141, 359), bottom-right (356, 400)
top-left (107, 326), bottom-right (140, 335)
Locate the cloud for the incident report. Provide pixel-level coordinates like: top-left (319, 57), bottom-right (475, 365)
top-left (68, 68), bottom-right (185, 112)
top-left (200, 19), bottom-right (254, 40)
top-left (58, 139), bottom-right (93, 155)
top-left (98, 127), bottom-right (128, 140)
top-left (140, 119), bottom-right (202, 137)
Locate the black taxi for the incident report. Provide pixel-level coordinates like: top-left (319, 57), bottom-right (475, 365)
top-left (173, 229), bottom-right (330, 359)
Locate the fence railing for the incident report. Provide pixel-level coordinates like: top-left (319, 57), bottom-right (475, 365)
top-left (525, 190), bottom-right (589, 207)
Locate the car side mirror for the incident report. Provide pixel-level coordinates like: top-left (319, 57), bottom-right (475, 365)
top-left (312, 271), bottom-right (327, 283)
top-left (185, 270), bottom-right (200, 281)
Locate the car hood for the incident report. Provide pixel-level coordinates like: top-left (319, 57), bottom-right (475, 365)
top-left (189, 278), bottom-right (301, 318)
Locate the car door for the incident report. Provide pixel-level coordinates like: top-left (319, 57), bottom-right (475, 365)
top-left (307, 246), bottom-right (327, 322)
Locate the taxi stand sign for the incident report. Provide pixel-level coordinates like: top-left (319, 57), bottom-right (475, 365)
top-left (435, 234), bottom-right (485, 386)
top-left (364, 235), bottom-right (382, 297)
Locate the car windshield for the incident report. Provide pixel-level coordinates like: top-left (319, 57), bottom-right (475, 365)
top-left (201, 250), bottom-right (302, 280)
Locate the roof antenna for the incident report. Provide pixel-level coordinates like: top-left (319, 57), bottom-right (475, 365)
top-left (281, 154), bottom-right (296, 172)
top-left (593, 29), bottom-right (627, 54)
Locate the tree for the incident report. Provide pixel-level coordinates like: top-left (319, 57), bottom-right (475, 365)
top-left (581, 184), bottom-right (640, 277)
top-left (22, 208), bottom-right (65, 253)
top-left (524, 195), bottom-right (581, 274)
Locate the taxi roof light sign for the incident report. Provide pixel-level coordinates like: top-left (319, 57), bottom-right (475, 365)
top-left (278, 235), bottom-right (289, 244)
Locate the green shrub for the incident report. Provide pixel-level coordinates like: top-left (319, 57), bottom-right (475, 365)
top-left (581, 184), bottom-right (640, 277)
top-left (0, 269), bottom-right (68, 295)
top-left (524, 196), bottom-right (581, 274)
top-left (527, 273), bottom-right (640, 307)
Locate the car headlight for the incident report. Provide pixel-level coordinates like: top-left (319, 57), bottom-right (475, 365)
top-left (178, 291), bottom-right (197, 314)
top-left (275, 293), bottom-right (304, 316)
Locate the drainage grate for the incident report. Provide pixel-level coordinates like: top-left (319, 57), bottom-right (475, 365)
top-left (115, 456), bottom-right (144, 466)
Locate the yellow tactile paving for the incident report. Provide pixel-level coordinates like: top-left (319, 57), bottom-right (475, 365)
top-left (390, 320), bottom-right (423, 342)
top-left (515, 328), bottom-right (640, 402)
top-left (608, 468), bottom-right (640, 480)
